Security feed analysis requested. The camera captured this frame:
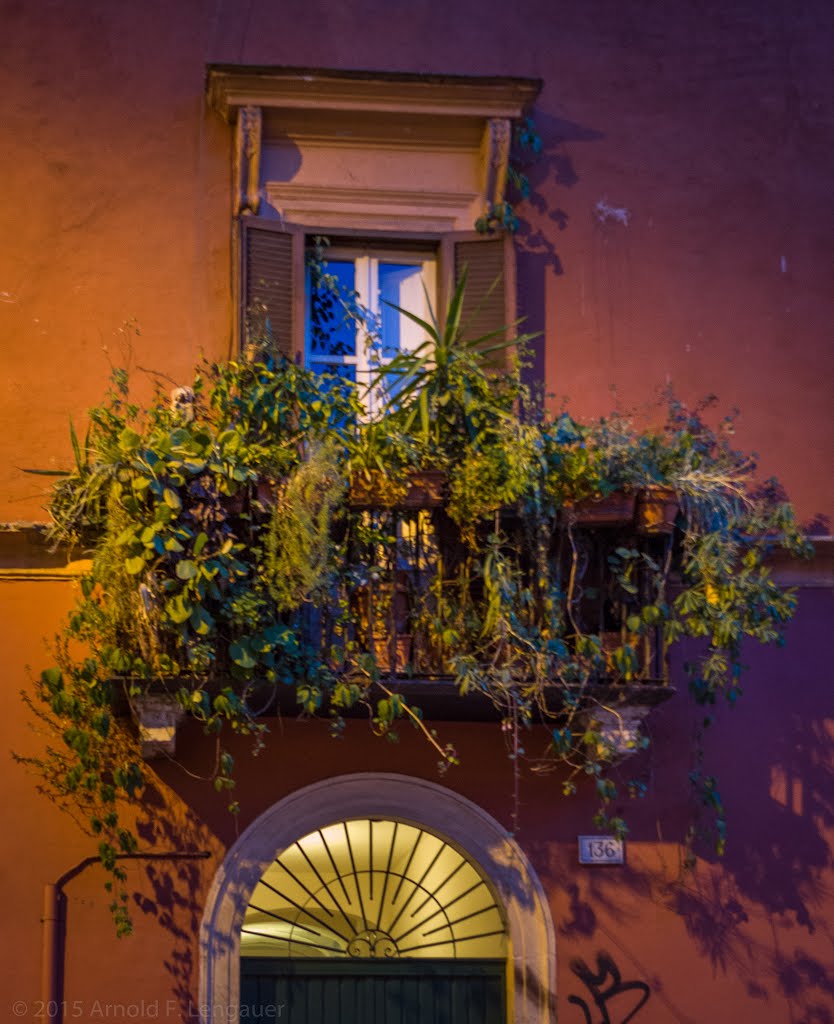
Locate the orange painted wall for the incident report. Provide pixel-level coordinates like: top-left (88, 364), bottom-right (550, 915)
top-left (2, 580), bottom-right (832, 1022)
top-left (1, 2), bottom-right (832, 1023)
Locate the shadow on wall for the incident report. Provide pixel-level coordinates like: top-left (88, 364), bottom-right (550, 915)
top-left (522, 834), bottom-right (699, 1023)
top-left (672, 697), bottom-right (834, 1024)
top-left (132, 782), bottom-right (221, 1021)
top-left (515, 112), bottom-right (604, 394)
top-left (516, 111), bottom-right (606, 273)
top-left (702, 711), bottom-right (832, 928)
top-left (672, 871), bottom-right (834, 1023)
top-left (523, 618), bottom-right (834, 1023)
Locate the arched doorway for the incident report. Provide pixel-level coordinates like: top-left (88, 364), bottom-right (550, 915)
top-left (200, 774), bottom-right (556, 1023)
top-left (240, 818), bottom-right (507, 1021)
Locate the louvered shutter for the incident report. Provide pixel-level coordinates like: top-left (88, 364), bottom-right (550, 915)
top-left (440, 231), bottom-right (516, 366)
top-left (239, 219), bottom-right (303, 358)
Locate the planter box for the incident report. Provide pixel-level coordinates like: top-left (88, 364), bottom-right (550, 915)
top-left (349, 469), bottom-right (446, 510)
top-left (400, 469), bottom-right (447, 509)
top-left (635, 487), bottom-right (679, 535)
top-left (567, 492), bottom-right (636, 527)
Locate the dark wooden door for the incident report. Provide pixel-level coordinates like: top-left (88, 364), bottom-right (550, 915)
top-left (241, 958), bottom-right (506, 1024)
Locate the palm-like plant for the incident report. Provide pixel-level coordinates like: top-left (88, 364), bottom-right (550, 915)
top-left (369, 270), bottom-right (531, 460)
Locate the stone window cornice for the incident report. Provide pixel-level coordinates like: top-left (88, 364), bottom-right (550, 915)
top-left (206, 65), bottom-right (541, 229)
top-left (206, 65), bottom-right (541, 122)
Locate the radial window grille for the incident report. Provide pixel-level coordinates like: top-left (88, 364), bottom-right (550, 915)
top-left (241, 819), bottom-right (506, 959)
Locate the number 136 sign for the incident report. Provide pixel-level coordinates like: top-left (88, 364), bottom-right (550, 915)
top-left (578, 836), bottom-right (625, 864)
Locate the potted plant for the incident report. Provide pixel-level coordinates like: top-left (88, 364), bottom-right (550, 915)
top-left (541, 415), bottom-right (636, 526)
top-left (634, 486), bottom-right (679, 534)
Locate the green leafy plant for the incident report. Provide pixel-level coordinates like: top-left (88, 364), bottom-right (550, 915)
top-left (19, 278), bottom-right (811, 934)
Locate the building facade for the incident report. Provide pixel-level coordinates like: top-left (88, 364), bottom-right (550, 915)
top-left (1, 3), bottom-right (832, 1022)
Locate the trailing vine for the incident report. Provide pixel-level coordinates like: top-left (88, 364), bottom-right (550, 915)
top-left (18, 280), bottom-right (811, 933)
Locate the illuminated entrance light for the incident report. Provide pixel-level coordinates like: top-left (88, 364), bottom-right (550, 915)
top-left (241, 818), bottom-right (506, 960)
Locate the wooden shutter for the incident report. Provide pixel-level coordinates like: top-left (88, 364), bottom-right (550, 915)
top-left (440, 231), bottom-right (517, 364)
top-left (239, 218), bottom-right (304, 359)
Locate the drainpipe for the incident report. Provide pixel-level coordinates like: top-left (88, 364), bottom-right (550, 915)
top-left (40, 884), bottom-right (62, 1022)
top-left (41, 850), bottom-right (212, 1024)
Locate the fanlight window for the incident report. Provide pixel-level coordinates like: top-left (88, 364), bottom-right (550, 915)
top-left (241, 819), bottom-right (506, 959)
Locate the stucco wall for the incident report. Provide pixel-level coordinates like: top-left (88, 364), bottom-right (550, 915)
top-left (1, 2), bottom-right (832, 1022)
top-left (2, 583), bottom-right (832, 1022)
top-left (1, 0), bottom-right (831, 522)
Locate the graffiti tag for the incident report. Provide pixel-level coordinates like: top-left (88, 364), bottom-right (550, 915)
top-left (568, 951), bottom-right (651, 1023)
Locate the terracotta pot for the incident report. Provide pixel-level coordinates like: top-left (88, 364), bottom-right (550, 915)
top-left (220, 491), bottom-right (246, 516)
top-left (635, 487), bottom-right (679, 535)
top-left (568, 491), bottom-right (636, 527)
top-left (399, 469), bottom-right (446, 509)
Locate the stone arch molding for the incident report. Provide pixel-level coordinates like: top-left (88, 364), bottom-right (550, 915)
top-left (200, 773), bottom-right (557, 1023)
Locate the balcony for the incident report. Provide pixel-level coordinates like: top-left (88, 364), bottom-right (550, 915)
top-left (33, 309), bottom-right (810, 820)
top-left (289, 488), bottom-right (675, 725)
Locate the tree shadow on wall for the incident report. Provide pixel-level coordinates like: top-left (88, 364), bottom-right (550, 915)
top-left (655, 598), bottom-right (834, 1018)
top-left (672, 870), bottom-right (834, 1024)
top-left (670, 701), bottom-right (834, 1023)
top-left (516, 113), bottom-right (606, 276)
top-left (131, 780), bottom-right (221, 1022)
top-left (772, 950), bottom-right (834, 1024)
top-left (519, 656), bottom-right (833, 1021)
top-left (724, 712), bottom-right (832, 930)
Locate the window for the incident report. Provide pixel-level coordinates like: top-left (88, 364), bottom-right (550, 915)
top-left (203, 68), bottom-right (550, 1024)
top-left (241, 817), bottom-right (506, 959)
top-left (240, 219), bottom-right (516, 378)
top-left (208, 67), bottom-right (538, 376)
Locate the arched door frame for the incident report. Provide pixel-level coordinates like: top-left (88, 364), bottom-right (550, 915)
top-left (199, 773), bottom-right (557, 1023)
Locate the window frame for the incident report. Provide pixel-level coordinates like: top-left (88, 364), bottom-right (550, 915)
top-left (239, 217), bottom-right (516, 370)
top-left (305, 240), bottom-right (438, 411)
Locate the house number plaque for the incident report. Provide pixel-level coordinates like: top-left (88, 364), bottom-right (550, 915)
top-left (578, 836), bottom-right (625, 865)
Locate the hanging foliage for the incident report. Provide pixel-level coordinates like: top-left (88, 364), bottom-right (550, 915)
top-left (18, 280), bottom-right (811, 933)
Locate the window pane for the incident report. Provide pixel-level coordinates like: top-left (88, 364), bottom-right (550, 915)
top-left (309, 260), bottom-right (357, 358)
top-left (241, 819), bottom-right (506, 960)
top-left (378, 263), bottom-right (426, 359)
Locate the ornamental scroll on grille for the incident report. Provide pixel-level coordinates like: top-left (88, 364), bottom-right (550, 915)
top-left (348, 930), bottom-right (399, 959)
